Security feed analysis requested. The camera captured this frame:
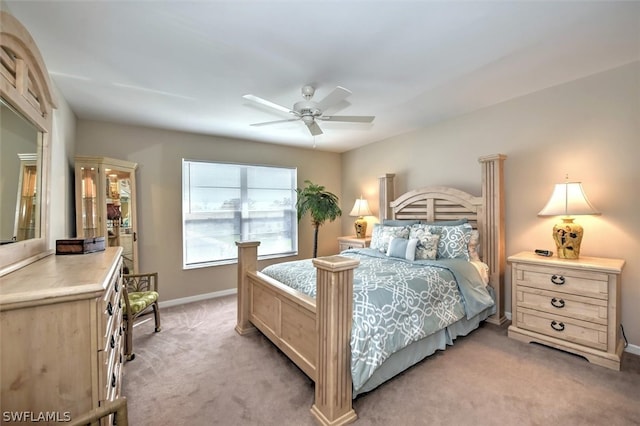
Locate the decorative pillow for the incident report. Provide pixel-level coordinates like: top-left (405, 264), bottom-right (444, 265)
top-left (433, 223), bottom-right (473, 260)
top-left (370, 224), bottom-right (410, 253)
top-left (386, 237), bottom-right (419, 261)
top-left (409, 225), bottom-right (441, 260)
top-left (468, 230), bottom-right (481, 262)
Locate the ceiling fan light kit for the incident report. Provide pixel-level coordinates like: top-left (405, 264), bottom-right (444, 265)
top-left (243, 85), bottom-right (375, 136)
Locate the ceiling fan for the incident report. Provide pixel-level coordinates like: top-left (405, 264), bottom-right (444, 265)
top-left (242, 85), bottom-right (375, 136)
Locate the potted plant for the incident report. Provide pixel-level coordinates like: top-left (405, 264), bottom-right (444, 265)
top-left (296, 180), bottom-right (342, 258)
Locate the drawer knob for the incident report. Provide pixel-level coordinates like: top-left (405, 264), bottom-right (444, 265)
top-left (107, 302), bottom-right (113, 316)
top-left (550, 275), bottom-right (565, 285)
top-left (550, 320), bottom-right (565, 332)
top-left (550, 298), bottom-right (565, 308)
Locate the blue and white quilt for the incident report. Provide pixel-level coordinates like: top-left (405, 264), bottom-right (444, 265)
top-left (260, 248), bottom-right (494, 392)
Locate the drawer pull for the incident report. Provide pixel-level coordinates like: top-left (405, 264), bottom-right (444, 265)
top-left (111, 373), bottom-right (117, 388)
top-left (550, 298), bottom-right (565, 308)
top-left (110, 335), bottom-right (115, 349)
top-left (107, 302), bottom-right (113, 316)
top-left (115, 281), bottom-right (119, 292)
top-left (550, 320), bottom-right (565, 332)
top-left (550, 275), bottom-right (565, 285)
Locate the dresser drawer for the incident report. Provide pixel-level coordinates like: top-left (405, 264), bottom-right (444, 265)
top-left (516, 287), bottom-right (607, 325)
top-left (513, 263), bottom-right (609, 300)
top-left (516, 307), bottom-right (607, 351)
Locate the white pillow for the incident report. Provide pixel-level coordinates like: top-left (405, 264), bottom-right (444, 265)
top-left (386, 237), bottom-right (419, 261)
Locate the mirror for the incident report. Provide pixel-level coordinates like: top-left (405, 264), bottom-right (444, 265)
top-left (0, 10), bottom-right (56, 275)
top-left (1, 99), bottom-right (41, 244)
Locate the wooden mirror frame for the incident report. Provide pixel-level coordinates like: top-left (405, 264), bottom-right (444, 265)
top-left (0, 10), bottom-right (57, 275)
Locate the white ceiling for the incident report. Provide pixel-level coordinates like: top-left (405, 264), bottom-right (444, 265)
top-left (5, 1), bottom-right (640, 153)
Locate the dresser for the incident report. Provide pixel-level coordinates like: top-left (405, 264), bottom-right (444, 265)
top-left (0, 247), bottom-right (125, 424)
top-left (337, 235), bottom-right (371, 252)
top-left (507, 251), bottom-right (625, 370)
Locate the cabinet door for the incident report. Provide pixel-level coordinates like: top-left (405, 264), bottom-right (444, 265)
top-left (106, 167), bottom-right (137, 274)
top-left (76, 164), bottom-right (101, 238)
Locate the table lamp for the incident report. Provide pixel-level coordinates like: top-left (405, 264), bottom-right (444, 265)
top-left (349, 196), bottom-right (372, 238)
top-left (538, 177), bottom-right (600, 259)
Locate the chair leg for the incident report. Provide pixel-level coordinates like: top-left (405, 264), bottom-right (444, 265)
top-left (153, 302), bottom-right (161, 332)
top-left (124, 317), bottom-right (135, 361)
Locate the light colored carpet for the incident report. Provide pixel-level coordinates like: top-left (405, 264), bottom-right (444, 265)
top-left (123, 295), bottom-right (640, 426)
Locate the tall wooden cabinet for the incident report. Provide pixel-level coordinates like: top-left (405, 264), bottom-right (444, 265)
top-left (75, 156), bottom-right (138, 274)
top-left (0, 248), bottom-right (125, 424)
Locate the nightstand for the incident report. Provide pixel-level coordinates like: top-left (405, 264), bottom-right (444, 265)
top-left (507, 251), bottom-right (625, 370)
top-left (337, 235), bottom-right (371, 252)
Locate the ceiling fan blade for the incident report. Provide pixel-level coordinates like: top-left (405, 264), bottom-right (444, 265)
top-left (242, 94), bottom-right (293, 115)
top-left (306, 121), bottom-right (323, 136)
top-left (250, 118), bottom-right (300, 127)
top-left (315, 86), bottom-right (352, 111)
top-left (318, 115), bottom-right (375, 123)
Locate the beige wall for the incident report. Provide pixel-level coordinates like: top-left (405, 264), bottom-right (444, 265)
top-left (342, 61), bottom-right (640, 349)
top-left (49, 82), bottom-right (77, 247)
top-left (75, 121), bottom-right (343, 301)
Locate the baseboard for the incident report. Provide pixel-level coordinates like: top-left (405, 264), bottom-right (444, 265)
top-left (625, 343), bottom-right (640, 356)
top-left (505, 311), bottom-right (639, 356)
top-left (161, 288), bottom-right (237, 308)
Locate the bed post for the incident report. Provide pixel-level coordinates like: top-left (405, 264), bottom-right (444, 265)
top-left (478, 154), bottom-right (507, 325)
top-left (235, 241), bottom-right (260, 335)
top-left (378, 173), bottom-right (395, 221)
top-left (310, 255), bottom-right (360, 426)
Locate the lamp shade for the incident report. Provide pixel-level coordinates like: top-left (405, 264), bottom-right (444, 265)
top-left (538, 182), bottom-right (600, 217)
top-left (349, 197), bottom-right (372, 217)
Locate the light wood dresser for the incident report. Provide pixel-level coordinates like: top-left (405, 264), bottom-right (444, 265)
top-left (0, 247), bottom-right (125, 424)
top-left (507, 251), bottom-right (625, 370)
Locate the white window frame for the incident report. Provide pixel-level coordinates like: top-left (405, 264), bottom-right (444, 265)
top-left (182, 159), bottom-right (298, 269)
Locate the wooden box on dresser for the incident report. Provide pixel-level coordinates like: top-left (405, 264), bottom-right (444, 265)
top-left (507, 251), bottom-right (625, 370)
top-left (0, 247), bottom-right (125, 425)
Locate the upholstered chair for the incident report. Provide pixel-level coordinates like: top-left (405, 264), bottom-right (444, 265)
top-left (122, 272), bottom-right (161, 361)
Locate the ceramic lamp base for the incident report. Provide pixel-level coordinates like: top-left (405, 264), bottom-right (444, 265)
top-left (354, 217), bottom-right (367, 239)
top-left (552, 217), bottom-right (583, 259)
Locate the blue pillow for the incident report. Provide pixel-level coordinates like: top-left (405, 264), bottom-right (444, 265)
top-left (386, 237), bottom-right (419, 261)
top-left (420, 218), bottom-right (468, 226)
top-left (382, 219), bottom-right (420, 226)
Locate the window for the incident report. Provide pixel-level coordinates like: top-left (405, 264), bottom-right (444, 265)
top-left (182, 160), bottom-right (297, 268)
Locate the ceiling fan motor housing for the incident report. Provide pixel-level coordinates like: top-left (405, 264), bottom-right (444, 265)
top-left (294, 100), bottom-right (322, 119)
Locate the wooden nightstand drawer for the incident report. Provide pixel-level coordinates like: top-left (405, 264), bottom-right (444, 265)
top-left (516, 307), bottom-right (607, 351)
top-left (513, 264), bottom-right (609, 300)
top-left (516, 287), bottom-right (607, 325)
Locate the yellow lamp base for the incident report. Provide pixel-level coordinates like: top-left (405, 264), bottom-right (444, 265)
top-left (552, 217), bottom-right (584, 259)
top-left (354, 217), bottom-right (367, 239)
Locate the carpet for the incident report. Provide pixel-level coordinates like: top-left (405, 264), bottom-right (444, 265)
top-left (123, 295), bottom-right (640, 426)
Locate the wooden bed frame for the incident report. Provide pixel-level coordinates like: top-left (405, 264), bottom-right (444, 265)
top-left (235, 154), bottom-right (506, 425)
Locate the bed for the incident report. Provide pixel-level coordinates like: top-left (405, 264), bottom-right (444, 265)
top-left (235, 154), bottom-right (506, 425)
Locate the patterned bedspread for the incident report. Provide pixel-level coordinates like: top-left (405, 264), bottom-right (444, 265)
top-left (260, 248), bottom-right (494, 392)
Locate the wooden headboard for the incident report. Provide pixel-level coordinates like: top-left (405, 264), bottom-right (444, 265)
top-left (377, 154), bottom-right (507, 325)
